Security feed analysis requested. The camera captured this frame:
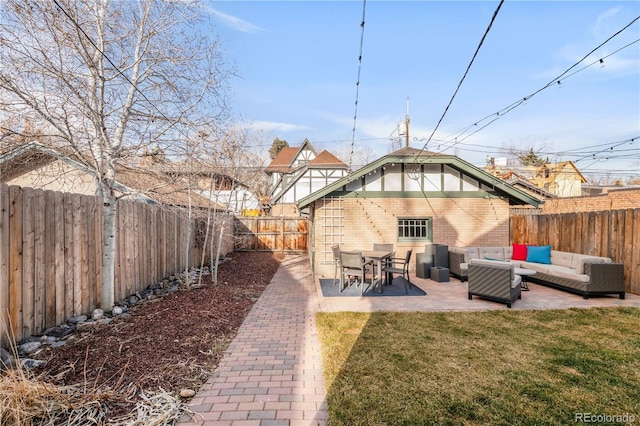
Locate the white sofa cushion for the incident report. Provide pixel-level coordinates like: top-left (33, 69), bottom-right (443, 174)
top-left (550, 250), bottom-right (574, 268)
top-left (470, 258), bottom-right (514, 279)
top-left (512, 274), bottom-right (522, 289)
top-left (549, 269), bottom-right (590, 283)
top-left (520, 262), bottom-right (551, 275)
top-left (465, 247), bottom-right (480, 263)
top-left (571, 254), bottom-right (611, 274)
top-left (478, 247), bottom-right (506, 260)
top-left (504, 246), bottom-right (513, 259)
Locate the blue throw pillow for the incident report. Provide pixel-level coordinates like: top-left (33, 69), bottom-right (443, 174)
top-left (526, 245), bottom-right (551, 264)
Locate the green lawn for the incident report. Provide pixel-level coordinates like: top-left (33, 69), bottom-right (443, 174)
top-left (316, 307), bottom-right (640, 425)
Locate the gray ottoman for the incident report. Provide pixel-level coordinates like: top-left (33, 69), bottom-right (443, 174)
top-left (430, 266), bottom-right (450, 282)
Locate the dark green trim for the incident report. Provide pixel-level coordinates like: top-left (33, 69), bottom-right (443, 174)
top-left (338, 191), bottom-right (504, 199)
top-left (297, 149), bottom-right (542, 208)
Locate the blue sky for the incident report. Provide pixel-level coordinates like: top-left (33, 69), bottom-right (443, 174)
top-left (205, 1), bottom-right (639, 180)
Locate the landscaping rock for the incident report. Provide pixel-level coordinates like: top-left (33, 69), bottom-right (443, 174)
top-left (50, 340), bottom-right (68, 349)
top-left (1, 347), bottom-right (14, 367)
top-left (68, 314), bottom-right (88, 324)
top-left (180, 389), bottom-right (196, 398)
top-left (21, 358), bottom-right (46, 369)
top-left (43, 324), bottom-right (73, 338)
top-left (18, 341), bottom-right (42, 356)
top-left (93, 308), bottom-right (104, 320)
top-left (112, 306), bottom-right (124, 315)
top-left (40, 336), bottom-right (60, 344)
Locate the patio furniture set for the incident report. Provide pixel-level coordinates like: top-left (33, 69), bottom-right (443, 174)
top-left (332, 244), bottom-right (413, 295)
top-left (449, 244), bottom-right (626, 308)
top-left (329, 242), bottom-right (626, 309)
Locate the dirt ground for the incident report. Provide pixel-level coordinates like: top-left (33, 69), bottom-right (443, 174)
top-left (32, 251), bottom-right (283, 420)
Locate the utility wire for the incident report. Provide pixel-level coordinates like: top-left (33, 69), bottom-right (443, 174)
top-left (52, 0), bottom-right (157, 113)
top-left (348, 0), bottom-right (367, 173)
top-left (573, 136), bottom-right (639, 164)
top-left (416, 0), bottom-right (505, 158)
top-left (52, 0), bottom-right (199, 144)
top-left (434, 18), bottom-right (640, 150)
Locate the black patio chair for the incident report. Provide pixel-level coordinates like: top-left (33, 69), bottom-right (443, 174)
top-left (373, 243), bottom-right (394, 282)
top-left (382, 249), bottom-right (413, 294)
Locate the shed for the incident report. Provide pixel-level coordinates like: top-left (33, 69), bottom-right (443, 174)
top-left (297, 147), bottom-right (541, 278)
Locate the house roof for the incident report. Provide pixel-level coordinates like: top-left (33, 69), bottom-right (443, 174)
top-left (266, 150), bottom-right (347, 204)
top-left (297, 147), bottom-right (543, 208)
top-left (0, 142), bottom-right (225, 210)
top-left (115, 166), bottom-right (222, 209)
top-left (308, 150), bottom-right (347, 168)
top-left (264, 139), bottom-right (317, 174)
top-left (535, 161), bottom-right (587, 183)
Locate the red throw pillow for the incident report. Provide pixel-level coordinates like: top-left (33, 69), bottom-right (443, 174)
top-left (512, 244), bottom-right (528, 260)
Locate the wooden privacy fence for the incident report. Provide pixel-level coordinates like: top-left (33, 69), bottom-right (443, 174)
top-left (511, 208), bottom-right (640, 295)
top-left (234, 217), bottom-right (308, 252)
top-left (0, 183), bottom-right (233, 347)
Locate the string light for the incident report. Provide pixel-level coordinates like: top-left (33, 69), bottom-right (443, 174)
top-left (436, 31), bottom-right (640, 149)
top-left (348, 0), bottom-right (367, 173)
top-left (416, 0), bottom-right (505, 158)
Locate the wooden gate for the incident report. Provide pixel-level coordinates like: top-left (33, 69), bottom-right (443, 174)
top-left (234, 217), bottom-right (308, 253)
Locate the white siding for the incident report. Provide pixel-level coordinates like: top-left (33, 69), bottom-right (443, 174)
top-left (385, 164), bottom-right (402, 191)
top-left (443, 165), bottom-right (460, 191)
top-left (423, 164), bottom-right (441, 191)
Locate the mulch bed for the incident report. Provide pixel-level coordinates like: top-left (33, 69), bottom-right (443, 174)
top-left (32, 251), bottom-right (283, 420)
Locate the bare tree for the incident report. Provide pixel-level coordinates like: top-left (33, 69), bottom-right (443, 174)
top-left (0, 0), bottom-right (232, 309)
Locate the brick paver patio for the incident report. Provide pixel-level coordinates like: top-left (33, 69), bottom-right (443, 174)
top-left (180, 254), bottom-right (640, 425)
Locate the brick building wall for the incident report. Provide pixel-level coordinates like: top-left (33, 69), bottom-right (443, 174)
top-left (311, 196), bottom-right (511, 278)
top-left (540, 188), bottom-right (640, 214)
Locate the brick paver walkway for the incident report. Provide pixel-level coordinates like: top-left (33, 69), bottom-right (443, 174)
top-left (179, 255), bottom-right (327, 426)
top-left (180, 254), bottom-right (640, 425)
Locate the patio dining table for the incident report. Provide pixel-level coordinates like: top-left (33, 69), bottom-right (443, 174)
top-left (360, 250), bottom-right (393, 293)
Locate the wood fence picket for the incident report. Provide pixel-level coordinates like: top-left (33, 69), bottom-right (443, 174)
top-left (0, 183), bottom-right (234, 347)
top-left (511, 208), bottom-right (640, 295)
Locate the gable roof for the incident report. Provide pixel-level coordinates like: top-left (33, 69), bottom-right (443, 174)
top-left (297, 147), bottom-right (543, 208)
top-left (264, 139), bottom-right (317, 174)
top-left (535, 161), bottom-right (587, 183)
top-left (308, 150), bottom-right (347, 168)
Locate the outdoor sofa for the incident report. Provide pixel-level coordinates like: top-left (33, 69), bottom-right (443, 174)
top-left (449, 244), bottom-right (625, 300)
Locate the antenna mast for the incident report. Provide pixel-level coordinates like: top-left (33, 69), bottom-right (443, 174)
top-left (405, 96), bottom-right (410, 148)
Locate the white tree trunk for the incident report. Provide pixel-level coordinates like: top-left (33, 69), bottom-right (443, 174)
top-left (214, 219), bottom-right (225, 287)
top-left (101, 194), bottom-right (117, 310)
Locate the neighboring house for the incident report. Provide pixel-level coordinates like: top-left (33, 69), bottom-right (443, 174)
top-left (190, 173), bottom-right (260, 215)
top-left (296, 147), bottom-right (541, 278)
top-left (0, 142), bottom-right (223, 210)
top-left (530, 161), bottom-right (587, 198)
top-left (500, 170), bottom-right (556, 202)
top-left (151, 153), bottom-right (261, 215)
top-left (264, 139), bottom-right (348, 216)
